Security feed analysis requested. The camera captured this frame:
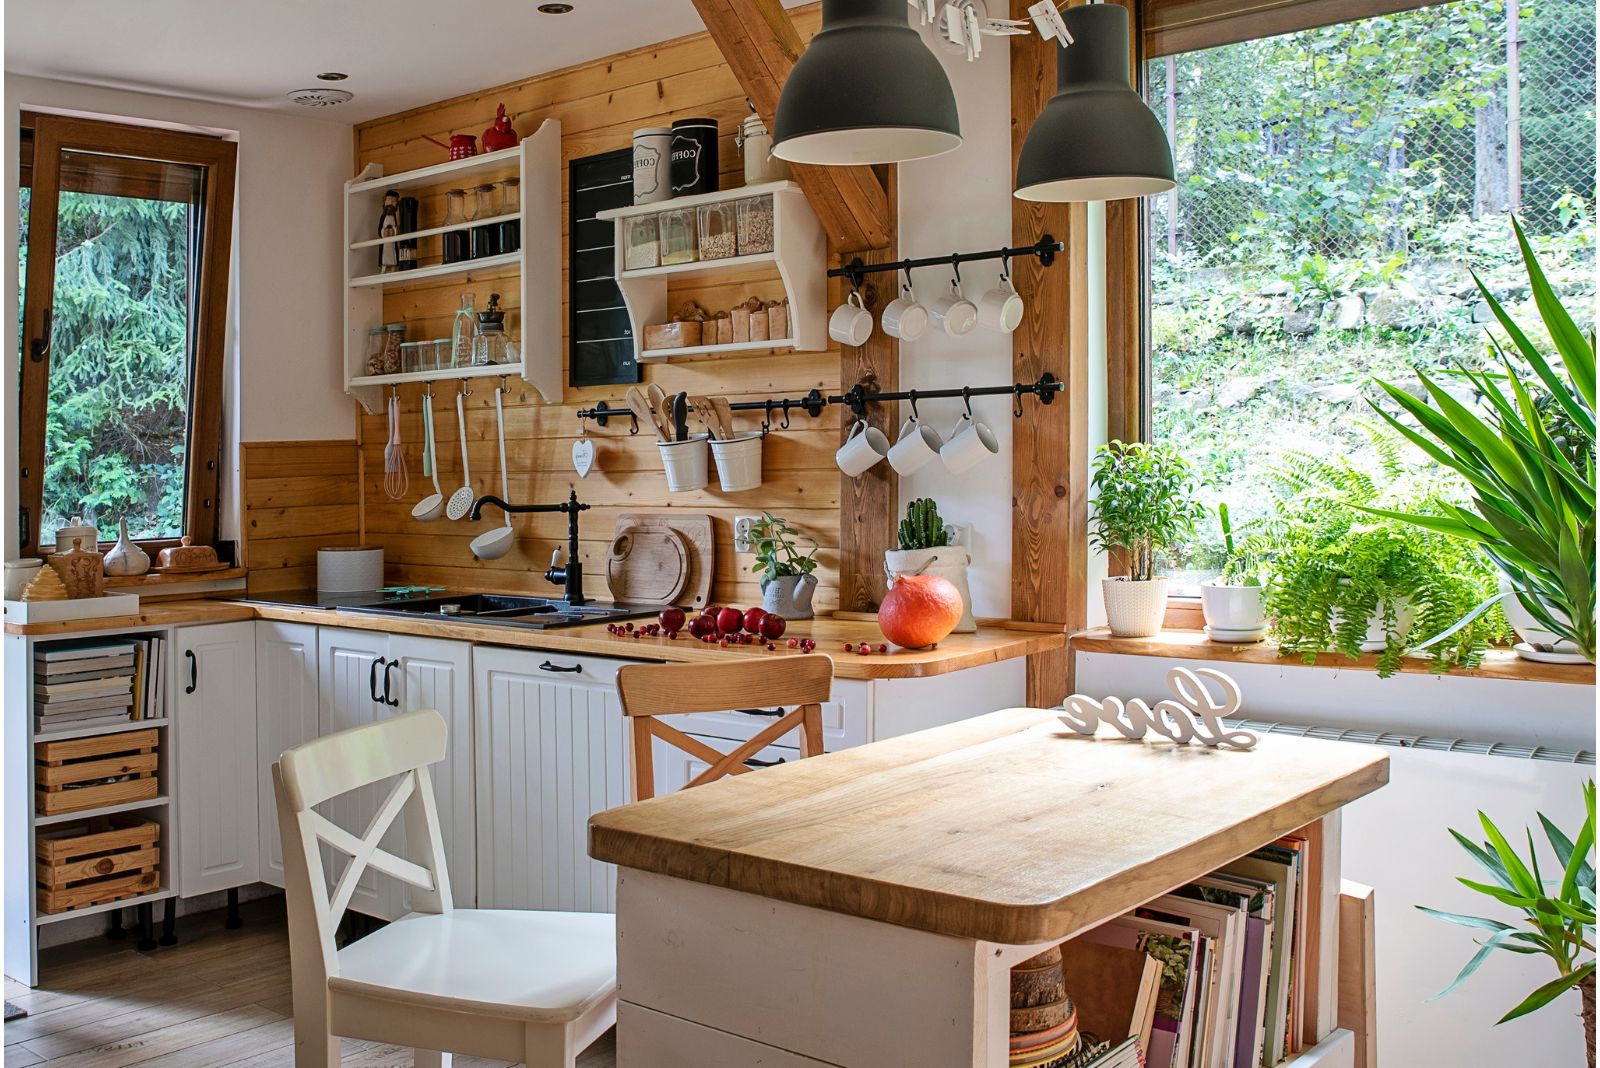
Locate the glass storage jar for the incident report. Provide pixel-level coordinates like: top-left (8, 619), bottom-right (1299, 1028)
top-left (430, 340), bottom-right (453, 372)
top-left (364, 326), bottom-right (389, 376)
top-left (624, 214), bottom-right (659, 271)
top-left (471, 323), bottom-right (510, 366)
top-left (399, 341), bottom-right (427, 374)
top-left (658, 206), bottom-right (698, 265)
top-left (442, 189), bottom-right (468, 264)
top-left (496, 178), bottom-right (521, 254)
top-left (382, 323), bottom-right (406, 375)
top-left (736, 195), bottom-right (775, 255)
top-left (471, 183), bottom-right (500, 259)
top-left (697, 201), bottom-right (738, 260)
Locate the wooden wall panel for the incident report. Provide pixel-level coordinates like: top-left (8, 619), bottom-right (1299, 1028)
top-left (241, 441), bottom-right (361, 593)
top-left (351, 8), bottom-right (850, 613)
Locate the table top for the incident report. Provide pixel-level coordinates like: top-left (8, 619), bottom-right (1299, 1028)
top-left (589, 707), bottom-right (1388, 944)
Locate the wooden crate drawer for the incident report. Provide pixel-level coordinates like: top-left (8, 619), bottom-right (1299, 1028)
top-left (35, 729), bottom-right (161, 816)
top-left (35, 813), bottom-right (161, 914)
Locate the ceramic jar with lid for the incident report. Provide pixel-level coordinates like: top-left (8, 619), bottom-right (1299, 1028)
top-left (54, 517), bottom-right (99, 555)
top-left (50, 539), bottom-right (104, 598)
top-left (103, 519), bottom-right (151, 577)
top-left (632, 127), bottom-right (673, 205)
top-left (670, 117), bottom-right (718, 197)
top-left (737, 114), bottom-right (790, 185)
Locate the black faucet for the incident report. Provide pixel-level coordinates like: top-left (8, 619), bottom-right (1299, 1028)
top-left (469, 489), bottom-right (591, 604)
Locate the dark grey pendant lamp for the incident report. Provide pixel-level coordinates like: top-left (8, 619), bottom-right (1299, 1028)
top-left (772, 0), bottom-right (962, 166)
top-left (1014, 4), bottom-right (1175, 202)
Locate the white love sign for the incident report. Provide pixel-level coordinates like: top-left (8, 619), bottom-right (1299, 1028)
top-left (572, 438), bottom-right (595, 478)
top-left (1058, 667), bottom-right (1259, 751)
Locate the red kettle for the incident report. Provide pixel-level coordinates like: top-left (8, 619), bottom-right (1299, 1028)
top-left (423, 133), bottom-right (479, 161)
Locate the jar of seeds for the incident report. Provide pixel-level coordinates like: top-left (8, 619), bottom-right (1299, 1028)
top-left (625, 214), bottom-right (659, 271)
top-left (697, 201), bottom-right (738, 260)
top-left (737, 195), bottom-right (775, 255)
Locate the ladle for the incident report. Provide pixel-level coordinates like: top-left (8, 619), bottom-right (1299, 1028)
top-left (411, 387), bottom-right (445, 521)
top-left (470, 384), bottom-right (517, 560)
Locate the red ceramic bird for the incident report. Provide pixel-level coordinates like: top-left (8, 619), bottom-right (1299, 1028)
top-left (482, 104), bottom-right (519, 152)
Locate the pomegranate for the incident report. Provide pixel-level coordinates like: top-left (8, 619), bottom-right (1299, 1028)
top-left (878, 574), bottom-right (963, 650)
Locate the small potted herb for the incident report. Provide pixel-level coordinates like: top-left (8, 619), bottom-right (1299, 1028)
top-left (1090, 441), bottom-right (1203, 637)
top-left (749, 512), bottom-right (819, 619)
top-left (1199, 503), bottom-right (1267, 641)
top-left (885, 498), bottom-right (974, 632)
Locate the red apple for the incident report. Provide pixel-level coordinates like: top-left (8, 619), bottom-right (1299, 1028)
top-left (701, 605), bottom-right (721, 619)
top-left (716, 606), bottom-right (744, 635)
top-left (759, 613), bottom-right (787, 640)
top-left (686, 614), bottom-right (717, 639)
top-left (743, 606), bottom-right (768, 634)
top-left (659, 606), bottom-right (686, 632)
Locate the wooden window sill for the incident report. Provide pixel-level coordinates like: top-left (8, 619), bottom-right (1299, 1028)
top-left (1070, 627), bottom-right (1596, 686)
top-left (103, 567), bottom-right (246, 590)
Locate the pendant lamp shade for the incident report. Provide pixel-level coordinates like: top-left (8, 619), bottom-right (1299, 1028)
top-left (772, 0), bottom-right (962, 166)
top-left (1014, 4), bottom-right (1175, 202)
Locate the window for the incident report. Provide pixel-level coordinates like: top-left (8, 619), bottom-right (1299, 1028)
top-left (18, 115), bottom-right (236, 556)
top-left (1141, 0), bottom-right (1596, 593)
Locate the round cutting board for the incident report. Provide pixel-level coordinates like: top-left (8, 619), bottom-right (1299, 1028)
top-left (606, 526), bottom-right (689, 605)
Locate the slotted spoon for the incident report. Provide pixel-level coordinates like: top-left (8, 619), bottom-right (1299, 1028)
top-left (446, 386), bottom-right (476, 521)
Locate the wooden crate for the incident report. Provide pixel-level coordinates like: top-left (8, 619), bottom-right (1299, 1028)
top-left (35, 813), bottom-right (161, 914)
top-left (35, 729), bottom-right (160, 816)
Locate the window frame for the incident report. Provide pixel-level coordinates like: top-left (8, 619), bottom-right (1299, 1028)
top-left (18, 114), bottom-right (237, 558)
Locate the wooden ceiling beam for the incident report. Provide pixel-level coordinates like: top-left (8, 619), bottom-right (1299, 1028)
top-left (691, 0), bottom-right (893, 250)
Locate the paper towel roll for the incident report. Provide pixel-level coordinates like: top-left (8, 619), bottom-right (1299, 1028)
top-left (317, 546), bottom-right (384, 593)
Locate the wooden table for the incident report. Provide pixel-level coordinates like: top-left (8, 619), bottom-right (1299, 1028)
top-left (590, 708), bottom-right (1388, 1067)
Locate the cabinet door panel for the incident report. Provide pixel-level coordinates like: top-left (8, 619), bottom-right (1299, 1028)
top-left (389, 634), bottom-right (474, 908)
top-left (651, 734), bottom-right (800, 798)
top-left (316, 627), bottom-right (394, 919)
top-left (255, 622), bottom-right (320, 889)
top-left (175, 621), bottom-right (259, 897)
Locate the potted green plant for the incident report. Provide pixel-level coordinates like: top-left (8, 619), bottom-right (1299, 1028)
top-left (1368, 219), bottom-right (1594, 663)
top-left (1420, 782), bottom-right (1595, 1067)
top-left (1089, 440), bottom-right (1203, 637)
top-left (749, 512), bottom-right (819, 619)
top-left (1198, 503), bottom-right (1267, 641)
top-left (885, 498), bottom-right (975, 633)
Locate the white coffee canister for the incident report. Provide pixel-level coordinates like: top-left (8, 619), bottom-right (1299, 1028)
top-left (632, 127), bottom-right (673, 205)
top-left (54, 516), bottom-right (99, 554)
top-left (317, 546), bottom-right (384, 593)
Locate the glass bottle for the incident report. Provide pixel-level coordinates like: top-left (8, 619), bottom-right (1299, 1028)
top-left (451, 292), bottom-right (476, 368)
top-left (496, 178), bottom-right (521, 254)
top-left (442, 189), bottom-right (468, 264)
top-left (471, 183), bottom-right (500, 259)
top-left (472, 293), bottom-right (509, 365)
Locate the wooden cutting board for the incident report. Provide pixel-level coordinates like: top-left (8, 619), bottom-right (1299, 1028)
top-left (606, 526), bottom-right (689, 606)
top-left (613, 512), bottom-right (714, 609)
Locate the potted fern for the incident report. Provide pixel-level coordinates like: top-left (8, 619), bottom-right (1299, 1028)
top-left (1090, 440), bottom-right (1203, 637)
top-left (1199, 503), bottom-right (1267, 641)
top-left (749, 512), bottom-right (819, 619)
top-left (885, 498), bottom-right (974, 632)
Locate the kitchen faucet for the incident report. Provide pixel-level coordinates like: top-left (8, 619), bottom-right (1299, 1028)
top-left (469, 489), bottom-right (591, 604)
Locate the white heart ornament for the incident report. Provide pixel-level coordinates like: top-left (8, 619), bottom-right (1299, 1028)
top-left (572, 438), bottom-right (595, 478)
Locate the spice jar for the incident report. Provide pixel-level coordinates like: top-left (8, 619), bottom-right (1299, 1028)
top-left (431, 339), bottom-right (452, 372)
top-left (698, 202), bottom-right (738, 261)
top-left (737, 196), bottom-right (775, 255)
top-left (659, 206), bottom-right (698, 265)
top-left (471, 183), bottom-right (500, 259)
top-left (383, 323), bottom-right (406, 375)
top-left (400, 341), bottom-right (427, 374)
top-left (497, 178), bottom-right (521, 254)
top-left (738, 114), bottom-right (790, 185)
top-left (625, 215), bottom-right (660, 271)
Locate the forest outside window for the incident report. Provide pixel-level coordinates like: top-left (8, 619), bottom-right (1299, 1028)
top-left (18, 114), bottom-right (236, 556)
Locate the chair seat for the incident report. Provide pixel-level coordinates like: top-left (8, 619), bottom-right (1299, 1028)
top-left (330, 909), bottom-right (617, 1023)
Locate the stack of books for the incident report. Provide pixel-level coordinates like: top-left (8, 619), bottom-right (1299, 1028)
top-left (34, 637), bottom-right (165, 734)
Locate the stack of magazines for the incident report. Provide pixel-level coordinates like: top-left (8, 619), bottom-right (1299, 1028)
top-left (34, 637), bottom-right (164, 734)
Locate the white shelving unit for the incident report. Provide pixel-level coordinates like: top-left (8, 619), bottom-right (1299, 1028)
top-left (343, 121), bottom-right (562, 413)
top-left (596, 180), bottom-right (827, 364)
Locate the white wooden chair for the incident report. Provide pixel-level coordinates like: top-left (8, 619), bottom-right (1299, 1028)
top-left (272, 708), bottom-right (616, 1067)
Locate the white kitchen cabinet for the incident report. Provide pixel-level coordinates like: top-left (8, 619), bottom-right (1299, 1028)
top-left (650, 734), bottom-right (798, 798)
top-left (174, 621), bottom-right (260, 897)
top-left (254, 621), bottom-right (320, 889)
top-left (389, 633), bottom-right (474, 909)
top-left (473, 648), bottom-right (629, 913)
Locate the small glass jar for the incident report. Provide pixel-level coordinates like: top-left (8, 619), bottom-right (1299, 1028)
top-left (496, 178), bottom-right (521, 254)
top-left (697, 201), bottom-right (738, 260)
top-left (382, 323), bottom-right (406, 376)
top-left (625, 215), bottom-right (659, 271)
top-left (399, 341), bottom-right (427, 374)
top-left (430, 339), bottom-right (452, 371)
top-left (442, 190), bottom-right (468, 264)
top-left (471, 323), bottom-right (510, 366)
top-left (659, 206), bottom-right (698, 265)
top-left (471, 183), bottom-right (500, 259)
top-left (737, 196), bottom-right (775, 255)
top-left (364, 326), bottom-right (388, 376)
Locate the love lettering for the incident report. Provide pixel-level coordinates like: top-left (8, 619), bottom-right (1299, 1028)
top-left (1058, 667), bottom-right (1259, 751)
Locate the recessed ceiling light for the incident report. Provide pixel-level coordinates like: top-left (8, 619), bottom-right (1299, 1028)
top-left (287, 88), bottom-right (354, 108)
top-left (317, 72), bottom-right (348, 82)
top-left (538, 3), bottom-right (574, 12)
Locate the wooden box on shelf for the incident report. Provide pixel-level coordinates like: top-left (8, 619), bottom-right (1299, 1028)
top-left (35, 729), bottom-right (160, 817)
top-left (644, 321), bottom-right (702, 351)
top-left (35, 812), bottom-right (161, 915)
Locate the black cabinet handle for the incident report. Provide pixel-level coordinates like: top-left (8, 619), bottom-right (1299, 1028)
top-left (538, 660), bottom-right (582, 673)
top-left (743, 755), bottom-right (787, 768)
top-left (735, 707), bottom-right (785, 718)
top-left (369, 657), bottom-right (384, 703)
top-left (29, 307), bottom-right (50, 362)
top-left (184, 649), bottom-right (197, 695)
top-left (383, 659), bottom-right (400, 707)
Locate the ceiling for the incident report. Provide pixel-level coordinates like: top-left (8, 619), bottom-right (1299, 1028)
top-left (4, 0), bottom-right (787, 125)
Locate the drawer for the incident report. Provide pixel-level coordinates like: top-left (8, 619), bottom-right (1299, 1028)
top-left (618, 1001), bottom-right (835, 1067)
top-left (651, 732), bottom-right (799, 798)
top-left (480, 647), bottom-right (638, 688)
top-left (670, 692), bottom-right (863, 752)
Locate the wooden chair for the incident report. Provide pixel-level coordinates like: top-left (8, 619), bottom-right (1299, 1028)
top-left (615, 654), bottom-right (834, 801)
top-left (272, 709), bottom-right (616, 1068)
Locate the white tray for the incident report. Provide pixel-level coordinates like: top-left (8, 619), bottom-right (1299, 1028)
top-left (3, 592), bottom-right (141, 624)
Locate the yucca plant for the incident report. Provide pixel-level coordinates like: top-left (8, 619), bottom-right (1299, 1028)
top-left (1420, 782), bottom-right (1595, 1065)
top-left (1367, 219), bottom-right (1596, 660)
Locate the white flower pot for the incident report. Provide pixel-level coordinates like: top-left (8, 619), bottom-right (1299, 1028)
top-left (1102, 577), bottom-right (1168, 638)
top-left (885, 546), bottom-right (975, 632)
top-left (1331, 597), bottom-right (1414, 653)
top-left (1499, 576), bottom-right (1590, 661)
top-left (1199, 581), bottom-right (1266, 641)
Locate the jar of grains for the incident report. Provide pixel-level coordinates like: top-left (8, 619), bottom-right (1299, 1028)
top-left (659, 206), bottom-right (698, 265)
top-left (625, 214), bottom-right (659, 271)
top-left (737, 196), bottom-right (775, 255)
top-left (697, 201), bottom-right (738, 260)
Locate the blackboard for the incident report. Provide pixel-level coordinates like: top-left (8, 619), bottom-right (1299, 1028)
top-left (568, 148), bottom-right (638, 388)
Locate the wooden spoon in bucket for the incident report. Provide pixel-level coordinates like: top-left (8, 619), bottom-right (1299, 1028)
top-left (446, 386), bottom-right (476, 521)
top-left (411, 389), bottom-right (445, 522)
top-left (471, 385), bottom-right (517, 560)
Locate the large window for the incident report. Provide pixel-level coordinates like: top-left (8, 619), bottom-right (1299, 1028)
top-left (1143, 0), bottom-right (1595, 591)
top-left (18, 115), bottom-right (236, 555)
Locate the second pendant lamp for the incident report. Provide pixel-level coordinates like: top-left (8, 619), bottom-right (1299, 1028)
top-left (1015, 4), bottom-right (1176, 202)
top-left (772, 0), bottom-right (962, 166)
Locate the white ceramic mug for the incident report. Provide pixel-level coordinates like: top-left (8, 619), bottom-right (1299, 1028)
top-left (829, 291), bottom-right (874, 347)
top-left (888, 416), bottom-right (943, 475)
top-left (940, 413), bottom-right (1000, 474)
top-left (977, 276), bottom-right (1024, 333)
top-left (930, 282), bottom-right (977, 337)
top-left (881, 283), bottom-right (929, 341)
top-left (836, 420), bottom-right (891, 476)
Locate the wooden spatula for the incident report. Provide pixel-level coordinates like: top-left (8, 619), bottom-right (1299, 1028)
top-left (686, 394), bottom-right (719, 439)
top-left (627, 385), bottom-right (671, 441)
top-left (711, 397), bottom-right (736, 441)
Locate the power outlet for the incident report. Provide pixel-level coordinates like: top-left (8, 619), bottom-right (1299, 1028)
top-left (733, 515), bottom-right (761, 554)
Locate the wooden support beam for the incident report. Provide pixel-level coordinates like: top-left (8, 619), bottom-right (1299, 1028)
top-left (691, 0), bottom-right (893, 249)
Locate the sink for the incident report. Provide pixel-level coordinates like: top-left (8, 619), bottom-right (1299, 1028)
top-left (336, 593), bottom-right (659, 630)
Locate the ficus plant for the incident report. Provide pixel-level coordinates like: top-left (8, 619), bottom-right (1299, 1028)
top-left (1089, 440), bottom-right (1204, 582)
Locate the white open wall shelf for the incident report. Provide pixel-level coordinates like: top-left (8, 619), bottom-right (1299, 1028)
top-left (596, 180), bottom-right (827, 363)
top-left (342, 123), bottom-right (562, 413)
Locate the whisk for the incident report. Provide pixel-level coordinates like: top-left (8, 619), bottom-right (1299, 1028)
top-left (384, 391), bottom-right (409, 500)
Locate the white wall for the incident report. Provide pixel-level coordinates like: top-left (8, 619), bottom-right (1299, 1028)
top-left (4, 75), bottom-right (353, 552)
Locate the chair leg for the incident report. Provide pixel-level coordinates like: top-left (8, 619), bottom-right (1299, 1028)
top-left (291, 1022), bottom-right (340, 1068)
top-left (413, 1050), bottom-right (452, 1068)
top-left (524, 1022), bottom-right (575, 1068)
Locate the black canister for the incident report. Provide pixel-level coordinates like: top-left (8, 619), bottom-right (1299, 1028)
top-left (397, 196), bottom-right (419, 270)
top-left (670, 117), bottom-right (719, 196)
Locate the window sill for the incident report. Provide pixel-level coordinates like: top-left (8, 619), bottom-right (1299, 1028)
top-left (104, 567), bottom-right (246, 590)
top-left (1070, 627), bottom-right (1596, 687)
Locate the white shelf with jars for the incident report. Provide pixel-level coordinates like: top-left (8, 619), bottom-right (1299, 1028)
top-left (342, 120), bottom-right (561, 414)
top-left (595, 180), bottom-right (826, 362)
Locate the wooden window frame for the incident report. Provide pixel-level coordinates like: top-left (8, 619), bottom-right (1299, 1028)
top-left (18, 114), bottom-right (237, 558)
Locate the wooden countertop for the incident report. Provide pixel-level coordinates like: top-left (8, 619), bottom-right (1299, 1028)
top-left (1070, 627), bottom-right (1596, 686)
top-left (589, 708), bottom-right (1389, 944)
top-left (5, 598), bottom-right (1062, 682)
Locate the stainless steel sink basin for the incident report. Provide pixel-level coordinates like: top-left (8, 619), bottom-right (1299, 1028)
top-left (335, 593), bottom-right (658, 630)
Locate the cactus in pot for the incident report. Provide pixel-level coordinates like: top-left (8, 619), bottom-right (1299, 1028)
top-left (899, 498), bottom-right (951, 551)
top-left (886, 498), bottom-right (974, 633)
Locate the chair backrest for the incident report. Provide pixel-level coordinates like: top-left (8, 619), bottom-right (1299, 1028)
top-left (615, 654), bottom-right (833, 801)
top-left (272, 708), bottom-right (453, 984)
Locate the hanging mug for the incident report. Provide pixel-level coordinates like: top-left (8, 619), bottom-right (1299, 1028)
top-left (836, 420), bottom-right (892, 476)
top-left (888, 415), bottom-right (943, 475)
top-left (977, 274), bottom-right (1024, 333)
top-left (829, 291), bottom-right (874, 347)
top-left (940, 413), bottom-right (1001, 474)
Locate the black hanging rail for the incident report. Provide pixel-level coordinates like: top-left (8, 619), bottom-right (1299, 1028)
top-left (828, 235), bottom-right (1063, 291)
top-left (576, 374), bottom-right (1062, 438)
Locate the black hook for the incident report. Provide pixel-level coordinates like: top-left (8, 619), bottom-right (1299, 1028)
top-left (780, 400), bottom-right (791, 430)
top-left (760, 400), bottom-right (773, 434)
top-left (901, 265), bottom-right (916, 297)
top-left (951, 259), bottom-right (963, 291)
top-left (1013, 386), bottom-right (1026, 419)
top-left (999, 252), bottom-right (1012, 284)
top-left (908, 390), bottom-right (920, 422)
top-left (962, 386), bottom-right (974, 421)
top-left (628, 411), bottom-right (639, 435)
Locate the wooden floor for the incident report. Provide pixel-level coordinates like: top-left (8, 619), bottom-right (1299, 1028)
top-left (3, 899), bottom-right (617, 1068)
